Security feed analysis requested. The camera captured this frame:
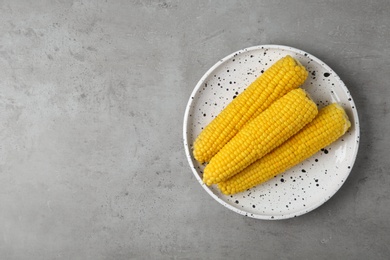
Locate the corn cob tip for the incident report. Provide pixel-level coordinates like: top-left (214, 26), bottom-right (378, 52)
top-left (217, 184), bottom-right (233, 195)
top-left (332, 103), bottom-right (352, 133)
top-left (202, 173), bottom-right (218, 186)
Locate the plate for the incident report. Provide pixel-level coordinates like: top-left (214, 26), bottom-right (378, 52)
top-left (183, 45), bottom-right (360, 220)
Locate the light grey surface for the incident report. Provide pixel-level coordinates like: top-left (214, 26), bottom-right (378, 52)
top-left (0, 0), bottom-right (389, 259)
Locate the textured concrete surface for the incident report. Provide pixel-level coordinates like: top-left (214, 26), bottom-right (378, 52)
top-left (0, 0), bottom-right (389, 259)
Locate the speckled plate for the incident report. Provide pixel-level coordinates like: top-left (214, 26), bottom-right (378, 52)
top-left (183, 45), bottom-right (360, 220)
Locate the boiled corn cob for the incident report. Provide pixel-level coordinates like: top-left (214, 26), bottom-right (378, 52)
top-left (193, 55), bottom-right (308, 163)
top-left (202, 88), bottom-right (318, 186)
top-left (218, 103), bottom-right (351, 195)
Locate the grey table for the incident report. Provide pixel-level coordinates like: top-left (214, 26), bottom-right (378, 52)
top-left (0, 1), bottom-right (389, 259)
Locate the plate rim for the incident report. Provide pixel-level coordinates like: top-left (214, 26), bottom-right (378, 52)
top-left (183, 44), bottom-right (360, 220)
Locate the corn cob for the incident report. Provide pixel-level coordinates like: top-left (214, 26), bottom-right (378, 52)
top-left (193, 55), bottom-right (308, 163)
top-left (202, 88), bottom-right (318, 186)
top-left (218, 103), bottom-right (351, 195)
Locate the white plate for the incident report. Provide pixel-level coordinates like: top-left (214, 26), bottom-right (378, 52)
top-left (183, 45), bottom-right (360, 220)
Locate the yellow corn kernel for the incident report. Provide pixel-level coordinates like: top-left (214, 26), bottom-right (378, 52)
top-left (202, 88), bottom-right (318, 186)
top-left (193, 55), bottom-right (308, 163)
top-left (218, 103), bottom-right (351, 195)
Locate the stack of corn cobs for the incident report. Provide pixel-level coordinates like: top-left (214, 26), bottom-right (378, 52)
top-left (193, 55), bottom-right (351, 195)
